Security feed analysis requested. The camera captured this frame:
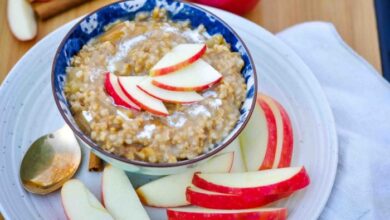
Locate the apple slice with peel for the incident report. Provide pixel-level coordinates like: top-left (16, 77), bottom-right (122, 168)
top-left (102, 165), bottom-right (150, 220)
top-left (260, 94), bottom-right (294, 168)
top-left (240, 97), bottom-right (277, 170)
top-left (104, 73), bottom-right (141, 111)
top-left (167, 207), bottom-right (287, 220)
top-left (61, 179), bottom-right (113, 220)
top-left (136, 152), bottom-right (234, 208)
top-left (193, 166), bottom-right (310, 196)
top-left (152, 59), bottom-right (223, 92)
top-left (186, 186), bottom-right (291, 209)
top-left (150, 44), bottom-right (206, 76)
top-left (137, 78), bottom-right (204, 103)
top-left (118, 76), bottom-right (168, 116)
top-left (221, 139), bottom-right (246, 172)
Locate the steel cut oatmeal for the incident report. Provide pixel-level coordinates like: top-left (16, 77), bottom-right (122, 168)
top-left (64, 8), bottom-right (246, 163)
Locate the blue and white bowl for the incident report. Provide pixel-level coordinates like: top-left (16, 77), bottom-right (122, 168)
top-left (52, 0), bottom-right (257, 175)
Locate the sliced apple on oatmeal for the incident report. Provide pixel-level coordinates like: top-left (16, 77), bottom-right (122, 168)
top-left (152, 59), bottom-right (222, 92)
top-left (137, 78), bottom-right (204, 104)
top-left (150, 44), bottom-right (206, 76)
top-left (104, 73), bottom-right (141, 111)
top-left (118, 76), bottom-right (169, 116)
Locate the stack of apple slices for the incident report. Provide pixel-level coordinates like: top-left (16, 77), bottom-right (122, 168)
top-left (164, 166), bottom-right (309, 219)
top-left (136, 152), bottom-right (235, 208)
top-left (240, 93), bottom-right (294, 171)
top-left (104, 43), bottom-right (223, 116)
top-left (61, 165), bottom-right (151, 220)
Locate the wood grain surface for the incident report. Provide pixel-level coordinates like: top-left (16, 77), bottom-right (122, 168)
top-left (0, 0), bottom-right (381, 219)
top-left (0, 0), bottom-right (381, 84)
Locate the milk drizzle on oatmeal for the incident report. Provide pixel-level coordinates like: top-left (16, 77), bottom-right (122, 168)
top-left (107, 35), bottom-right (148, 73)
top-left (64, 8), bottom-right (246, 163)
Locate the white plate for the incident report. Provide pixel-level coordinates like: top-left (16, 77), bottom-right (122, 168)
top-left (0, 6), bottom-right (337, 220)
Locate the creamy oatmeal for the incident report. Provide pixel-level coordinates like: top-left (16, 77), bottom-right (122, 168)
top-left (64, 8), bottom-right (246, 163)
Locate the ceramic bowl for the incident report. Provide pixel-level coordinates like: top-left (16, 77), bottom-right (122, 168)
top-left (52, 0), bottom-right (257, 175)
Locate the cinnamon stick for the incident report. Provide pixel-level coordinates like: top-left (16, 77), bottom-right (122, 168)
top-left (33, 0), bottom-right (91, 20)
top-left (88, 152), bottom-right (104, 172)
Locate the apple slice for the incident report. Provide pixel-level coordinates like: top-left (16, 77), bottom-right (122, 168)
top-left (118, 76), bottom-right (168, 116)
top-left (186, 186), bottom-right (291, 209)
top-left (193, 166), bottom-right (310, 196)
top-left (151, 59), bottom-right (222, 92)
top-left (61, 179), bottom-right (113, 220)
top-left (260, 94), bottom-right (294, 168)
top-left (240, 97), bottom-right (277, 170)
top-left (137, 78), bottom-right (204, 103)
top-left (150, 44), bottom-right (206, 76)
top-left (102, 165), bottom-right (150, 220)
top-left (167, 207), bottom-right (287, 220)
top-left (136, 152), bottom-right (234, 208)
top-left (7, 0), bottom-right (37, 41)
top-left (104, 73), bottom-right (141, 111)
top-left (221, 139), bottom-right (247, 172)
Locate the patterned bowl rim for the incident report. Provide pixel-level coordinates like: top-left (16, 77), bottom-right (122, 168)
top-left (51, 0), bottom-right (258, 168)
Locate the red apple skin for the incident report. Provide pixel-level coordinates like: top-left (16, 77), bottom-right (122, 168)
top-left (167, 208), bottom-right (287, 220)
top-left (151, 76), bottom-right (222, 92)
top-left (257, 97), bottom-right (277, 170)
top-left (189, 0), bottom-right (260, 15)
top-left (118, 79), bottom-right (168, 117)
top-left (104, 73), bottom-right (140, 111)
top-left (258, 93), bottom-right (293, 169)
top-left (186, 187), bottom-right (291, 209)
top-left (150, 45), bottom-right (206, 77)
top-left (274, 100), bottom-right (293, 168)
top-left (192, 167), bottom-right (310, 196)
top-left (136, 152), bottom-right (234, 208)
top-left (136, 85), bottom-right (201, 104)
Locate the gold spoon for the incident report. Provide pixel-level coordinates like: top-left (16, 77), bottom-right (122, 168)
top-left (19, 125), bottom-right (81, 195)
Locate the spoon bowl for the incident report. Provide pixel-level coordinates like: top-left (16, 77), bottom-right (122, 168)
top-left (19, 125), bottom-right (81, 195)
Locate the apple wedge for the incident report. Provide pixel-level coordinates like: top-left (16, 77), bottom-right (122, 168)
top-left (240, 97), bottom-right (277, 170)
top-left (221, 139), bottom-right (246, 172)
top-left (7, 0), bottom-right (37, 41)
top-left (150, 44), bottom-right (206, 76)
top-left (102, 165), bottom-right (150, 220)
top-left (193, 166), bottom-right (310, 196)
top-left (136, 152), bottom-right (234, 208)
top-left (118, 76), bottom-right (168, 116)
top-left (104, 73), bottom-right (141, 111)
top-left (260, 94), bottom-right (294, 168)
top-left (151, 59), bottom-right (222, 92)
top-left (61, 179), bottom-right (113, 220)
top-left (137, 78), bottom-right (204, 103)
top-left (167, 207), bottom-right (287, 220)
top-left (186, 186), bottom-right (291, 209)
